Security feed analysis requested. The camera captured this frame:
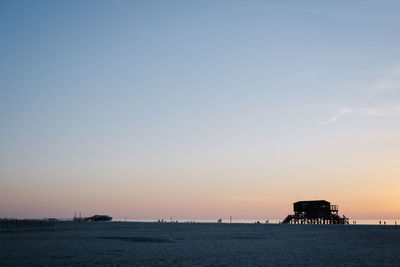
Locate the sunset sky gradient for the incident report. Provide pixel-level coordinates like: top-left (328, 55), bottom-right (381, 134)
top-left (1, 0), bottom-right (400, 220)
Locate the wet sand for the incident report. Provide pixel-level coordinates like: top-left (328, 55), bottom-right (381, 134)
top-left (1, 221), bottom-right (399, 266)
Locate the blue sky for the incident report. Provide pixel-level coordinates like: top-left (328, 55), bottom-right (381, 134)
top-left (1, 1), bottom-right (400, 219)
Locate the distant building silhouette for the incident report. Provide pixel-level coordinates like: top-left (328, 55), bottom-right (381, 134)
top-left (282, 200), bottom-right (349, 224)
top-left (73, 213), bottom-right (112, 222)
top-left (90, 215), bottom-right (112, 221)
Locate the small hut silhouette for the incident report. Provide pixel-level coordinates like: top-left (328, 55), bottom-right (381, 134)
top-left (282, 200), bottom-right (349, 224)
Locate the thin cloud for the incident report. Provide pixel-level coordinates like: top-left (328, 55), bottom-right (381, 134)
top-left (323, 106), bottom-right (400, 125)
top-left (368, 66), bottom-right (400, 97)
top-left (323, 108), bottom-right (352, 125)
top-left (324, 65), bottom-right (400, 125)
top-left (368, 79), bottom-right (400, 97)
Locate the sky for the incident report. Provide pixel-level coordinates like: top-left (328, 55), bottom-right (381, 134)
top-left (1, 0), bottom-right (400, 220)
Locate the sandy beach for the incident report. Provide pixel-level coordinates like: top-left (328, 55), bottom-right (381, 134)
top-left (1, 221), bottom-right (399, 266)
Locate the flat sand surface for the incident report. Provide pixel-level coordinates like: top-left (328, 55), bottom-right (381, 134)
top-left (1, 222), bottom-right (399, 266)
